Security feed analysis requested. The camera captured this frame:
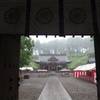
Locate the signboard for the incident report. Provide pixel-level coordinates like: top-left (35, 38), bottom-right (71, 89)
top-left (94, 72), bottom-right (97, 83)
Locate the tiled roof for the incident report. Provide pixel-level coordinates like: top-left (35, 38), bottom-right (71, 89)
top-left (74, 63), bottom-right (95, 71)
top-left (35, 54), bottom-right (71, 63)
top-left (40, 54), bottom-right (66, 56)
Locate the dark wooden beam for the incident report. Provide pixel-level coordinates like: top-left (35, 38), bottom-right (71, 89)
top-left (25, 0), bottom-right (31, 37)
top-left (91, 0), bottom-right (100, 99)
top-left (59, 0), bottom-right (64, 37)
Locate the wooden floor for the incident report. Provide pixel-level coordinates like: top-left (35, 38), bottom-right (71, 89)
top-left (38, 77), bottom-right (72, 100)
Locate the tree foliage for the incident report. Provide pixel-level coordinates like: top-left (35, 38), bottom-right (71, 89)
top-left (20, 36), bottom-right (34, 67)
top-left (33, 37), bottom-right (95, 68)
top-left (34, 37), bottom-right (94, 54)
top-left (68, 48), bottom-right (95, 68)
top-left (68, 53), bottom-right (88, 68)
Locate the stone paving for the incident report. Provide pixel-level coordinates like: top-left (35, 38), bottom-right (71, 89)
top-left (19, 73), bottom-right (97, 100)
top-left (38, 77), bottom-right (72, 100)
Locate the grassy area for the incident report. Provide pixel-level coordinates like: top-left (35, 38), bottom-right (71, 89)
top-left (29, 62), bottom-right (39, 68)
top-left (68, 49), bottom-right (94, 68)
top-left (23, 58), bottom-right (39, 68)
top-left (68, 55), bottom-right (88, 68)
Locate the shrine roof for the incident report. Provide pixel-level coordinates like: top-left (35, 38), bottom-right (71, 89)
top-left (35, 54), bottom-right (71, 64)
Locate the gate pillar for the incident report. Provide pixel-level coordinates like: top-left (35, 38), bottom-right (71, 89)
top-left (0, 35), bottom-right (20, 100)
top-left (94, 36), bottom-right (100, 100)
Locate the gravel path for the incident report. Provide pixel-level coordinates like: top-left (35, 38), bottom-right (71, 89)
top-left (19, 74), bottom-right (48, 100)
top-left (58, 75), bottom-right (97, 100)
top-left (19, 73), bottom-right (97, 100)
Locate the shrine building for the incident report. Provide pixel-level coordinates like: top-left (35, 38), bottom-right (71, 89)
top-left (35, 54), bottom-right (71, 72)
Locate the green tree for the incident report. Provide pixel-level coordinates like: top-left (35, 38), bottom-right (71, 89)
top-left (20, 36), bottom-right (34, 67)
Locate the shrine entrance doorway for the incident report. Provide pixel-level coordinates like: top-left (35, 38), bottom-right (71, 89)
top-left (50, 66), bottom-right (56, 71)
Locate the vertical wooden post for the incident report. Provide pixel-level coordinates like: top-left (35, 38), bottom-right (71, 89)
top-left (94, 36), bottom-right (100, 100)
top-left (91, 0), bottom-right (100, 99)
top-left (56, 65), bottom-right (58, 72)
top-left (0, 35), bottom-right (21, 100)
top-left (48, 65), bottom-right (50, 72)
top-left (59, 0), bottom-right (64, 37)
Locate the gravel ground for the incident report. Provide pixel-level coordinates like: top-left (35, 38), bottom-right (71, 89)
top-left (19, 73), bottom-right (97, 100)
top-left (19, 73), bottom-right (49, 100)
top-left (58, 74), bottom-right (97, 100)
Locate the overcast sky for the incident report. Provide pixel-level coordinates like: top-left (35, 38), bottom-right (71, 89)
top-left (30, 35), bottom-right (91, 43)
top-left (30, 35), bottom-right (69, 43)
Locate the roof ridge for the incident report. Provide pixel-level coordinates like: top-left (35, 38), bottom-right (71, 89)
top-left (39, 54), bottom-right (66, 56)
